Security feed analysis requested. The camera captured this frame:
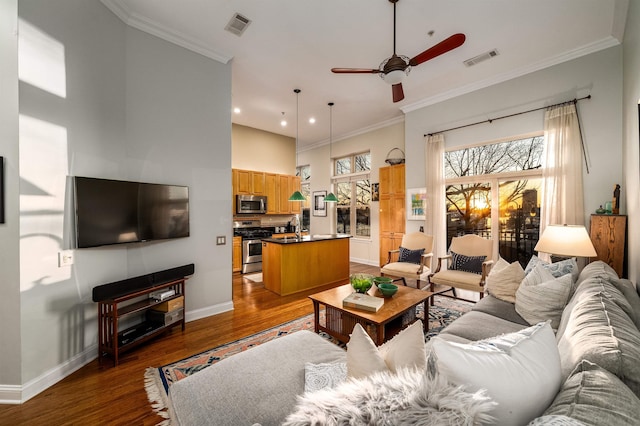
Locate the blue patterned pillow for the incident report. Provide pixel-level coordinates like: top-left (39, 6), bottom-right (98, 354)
top-left (450, 251), bottom-right (486, 274)
top-left (525, 255), bottom-right (578, 281)
top-left (398, 246), bottom-right (424, 264)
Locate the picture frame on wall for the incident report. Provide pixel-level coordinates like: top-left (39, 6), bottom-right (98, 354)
top-left (313, 190), bottom-right (327, 216)
top-left (407, 187), bottom-right (426, 221)
top-left (371, 183), bottom-right (379, 201)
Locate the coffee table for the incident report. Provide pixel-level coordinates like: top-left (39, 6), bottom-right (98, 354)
top-left (309, 284), bottom-right (433, 345)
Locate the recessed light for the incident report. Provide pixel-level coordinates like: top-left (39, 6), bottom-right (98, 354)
top-left (309, 117), bottom-right (316, 124)
top-left (233, 107), bottom-right (241, 114)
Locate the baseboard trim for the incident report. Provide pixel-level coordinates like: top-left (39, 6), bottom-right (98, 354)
top-left (185, 301), bottom-right (234, 322)
top-left (0, 385), bottom-right (22, 405)
top-left (350, 256), bottom-right (378, 267)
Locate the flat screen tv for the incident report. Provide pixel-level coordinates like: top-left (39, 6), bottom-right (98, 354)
top-left (74, 176), bottom-right (190, 248)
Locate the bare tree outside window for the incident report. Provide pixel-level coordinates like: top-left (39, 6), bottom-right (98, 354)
top-left (445, 136), bottom-right (544, 266)
top-left (335, 152), bottom-right (371, 237)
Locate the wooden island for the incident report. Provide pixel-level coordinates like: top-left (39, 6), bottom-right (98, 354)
top-left (261, 234), bottom-right (351, 295)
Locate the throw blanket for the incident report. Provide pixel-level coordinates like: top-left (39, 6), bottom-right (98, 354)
top-left (282, 361), bottom-right (496, 426)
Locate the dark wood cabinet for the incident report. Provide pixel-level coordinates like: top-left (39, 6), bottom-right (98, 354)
top-left (97, 278), bottom-right (187, 366)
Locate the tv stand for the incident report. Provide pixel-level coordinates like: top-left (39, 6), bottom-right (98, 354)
top-left (94, 264), bottom-right (194, 366)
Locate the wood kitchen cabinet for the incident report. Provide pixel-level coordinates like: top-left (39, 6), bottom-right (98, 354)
top-left (379, 164), bottom-right (405, 266)
top-left (232, 236), bottom-right (243, 273)
top-left (589, 214), bottom-right (627, 277)
top-left (232, 168), bottom-right (300, 215)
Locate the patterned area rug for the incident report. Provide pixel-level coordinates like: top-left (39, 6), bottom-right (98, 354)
top-left (144, 297), bottom-right (472, 422)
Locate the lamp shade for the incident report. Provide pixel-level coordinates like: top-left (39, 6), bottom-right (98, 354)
top-left (534, 224), bottom-right (597, 258)
top-left (324, 192), bottom-right (338, 202)
top-left (288, 191), bottom-right (305, 201)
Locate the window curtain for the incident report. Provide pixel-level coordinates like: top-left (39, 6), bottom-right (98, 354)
top-left (425, 134), bottom-right (446, 260)
top-left (539, 103), bottom-right (585, 259)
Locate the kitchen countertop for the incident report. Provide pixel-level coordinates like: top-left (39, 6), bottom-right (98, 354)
top-left (261, 234), bottom-right (352, 244)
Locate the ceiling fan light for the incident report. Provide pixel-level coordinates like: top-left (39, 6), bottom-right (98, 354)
top-left (382, 69), bottom-right (408, 85)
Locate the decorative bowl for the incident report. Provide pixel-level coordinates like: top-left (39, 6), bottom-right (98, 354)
top-left (377, 283), bottom-right (398, 297)
top-left (350, 273), bottom-right (374, 294)
top-left (373, 276), bottom-right (393, 288)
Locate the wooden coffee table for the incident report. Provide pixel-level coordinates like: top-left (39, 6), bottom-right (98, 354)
top-left (309, 284), bottom-right (433, 345)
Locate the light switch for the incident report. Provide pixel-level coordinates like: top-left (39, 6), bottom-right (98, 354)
top-left (58, 250), bottom-right (74, 267)
top-left (216, 236), bottom-right (226, 245)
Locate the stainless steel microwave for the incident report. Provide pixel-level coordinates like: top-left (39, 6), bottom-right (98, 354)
top-left (236, 195), bottom-right (268, 214)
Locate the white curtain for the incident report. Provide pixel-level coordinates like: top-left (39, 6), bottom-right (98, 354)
top-left (540, 103), bottom-right (585, 256)
top-left (425, 134), bottom-right (447, 260)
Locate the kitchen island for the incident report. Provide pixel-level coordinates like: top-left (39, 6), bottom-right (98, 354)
top-left (261, 234), bottom-right (351, 295)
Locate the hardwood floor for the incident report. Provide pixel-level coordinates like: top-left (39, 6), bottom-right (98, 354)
top-left (0, 262), bottom-right (379, 426)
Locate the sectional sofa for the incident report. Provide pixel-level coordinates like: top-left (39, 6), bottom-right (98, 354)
top-left (167, 260), bottom-right (640, 425)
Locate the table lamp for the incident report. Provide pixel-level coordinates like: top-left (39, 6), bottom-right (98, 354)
top-left (534, 224), bottom-right (597, 261)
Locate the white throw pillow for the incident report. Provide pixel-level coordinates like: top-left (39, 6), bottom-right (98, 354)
top-left (346, 320), bottom-right (426, 379)
top-left (516, 264), bottom-right (572, 330)
top-left (430, 322), bottom-right (562, 426)
top-left (485, 257), bottom-right (525, 303)
top-left (304, 361), bottom-right (347, 393)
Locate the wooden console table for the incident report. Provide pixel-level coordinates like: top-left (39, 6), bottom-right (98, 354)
top-left (97, 278), bottom-right (186, 366)
top-left (309, 284), bottom-right (432, 345)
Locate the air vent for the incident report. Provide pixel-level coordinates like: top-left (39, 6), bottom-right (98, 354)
top-left (225, 13), bottom-right (251, 36)
top-left (463, 49), bottom-right (499, 67)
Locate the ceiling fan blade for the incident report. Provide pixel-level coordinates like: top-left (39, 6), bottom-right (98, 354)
top-left (331, 68), bottom-right (380, 74)
top-left (392, 83), bottom-right (404, 103)
top-left (409, 33), bottom-right (466, 67)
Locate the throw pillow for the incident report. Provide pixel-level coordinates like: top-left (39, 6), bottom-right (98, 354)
top-left (525, 255), bottom-right (579, 281)
top-left (398, 246), bottom-right (424, 264)
top-left (450, 250), bottom-right (486, 274)
top-left (346, 320), bottom-right (426, 379)
top-left (304, 361), bottom-right (347, 393)
top-left (430, 321), bottom-right (562, 426)
top-left (485, 257), bottom-right (525, 303)
top-left (516, 264), bottom-right (572, 330)
top-left (542, 360), bottom-right (640, 426)
top-left (527, 415), bottom-right (587, 426)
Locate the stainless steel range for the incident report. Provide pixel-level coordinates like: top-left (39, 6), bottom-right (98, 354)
top-left (233, 220), bottom-right (272, 274)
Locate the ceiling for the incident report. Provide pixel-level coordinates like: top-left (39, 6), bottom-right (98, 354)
top-left (101, 0), bottom-right (627, 150)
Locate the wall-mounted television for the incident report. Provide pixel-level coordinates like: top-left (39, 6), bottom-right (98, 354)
top-left (74, 176), bottom-right (190, 248)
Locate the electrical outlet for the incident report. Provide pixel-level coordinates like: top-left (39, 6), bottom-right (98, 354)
top-left (216, 236), bottom-right (226, 245)
top-left (58, 250), bottom-right (74, 267)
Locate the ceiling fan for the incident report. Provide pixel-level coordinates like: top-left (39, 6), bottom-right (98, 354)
top-left (331, 0), bottom-right (466, 103)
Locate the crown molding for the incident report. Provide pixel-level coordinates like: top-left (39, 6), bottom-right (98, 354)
top-left (401, 36), bottom-right (621, 114)
top-left (100, 0), bottom-right (232, 64)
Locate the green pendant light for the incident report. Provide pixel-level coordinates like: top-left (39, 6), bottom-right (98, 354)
top-left (325, 102), bottom-right (338, 202)
top-left (289, 88), bottom-right (306, 202)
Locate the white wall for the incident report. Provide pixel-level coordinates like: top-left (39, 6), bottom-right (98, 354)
top-left (623, 0), bottom-right (640, 283)
top-left (11, 0), bottom-right (232, 401)
top-left (0, 0), bottom-right (22, 392)
top-left (405, 46), bottom-right (623, 247)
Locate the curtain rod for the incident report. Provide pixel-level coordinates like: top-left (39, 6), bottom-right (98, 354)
top-left (425, 95), bottom-right (592, 137)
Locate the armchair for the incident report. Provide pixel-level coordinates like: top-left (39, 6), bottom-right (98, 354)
top-left (380, 232), bottom-right (434, 289)
top-left (428, 234), bottom-right (494, 305)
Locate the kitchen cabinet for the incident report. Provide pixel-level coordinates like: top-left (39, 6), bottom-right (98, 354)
top-left (590, 214), bottom-right (627, 277)
top-left (232, 236), bottom-right (243, 273)
top-left (232, 169), bottom-right (300, 215)
top-left (379, 164), bottom-right (405, 266)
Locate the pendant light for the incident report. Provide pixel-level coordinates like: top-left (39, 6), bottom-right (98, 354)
top-left (324, 101), bottom-right (338, 203)
top-left (289, 88), bottom-right (305, 201)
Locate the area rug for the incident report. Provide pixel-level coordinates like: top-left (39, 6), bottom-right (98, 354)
top-left (144, 297), bottom-right (472, 422)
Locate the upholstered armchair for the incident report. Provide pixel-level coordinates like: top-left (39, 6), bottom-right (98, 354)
top-left (380, 232), bottom-right (434, 289)
top-left (428, 234), bottom-right (494, 304)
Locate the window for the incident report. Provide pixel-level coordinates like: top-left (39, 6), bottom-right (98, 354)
top-left (334, 152), bottom-right (371, 237)
top-left (445, 135), bottom-right (544, 266)
top-left (297, 165), bottom-right (311, 229)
